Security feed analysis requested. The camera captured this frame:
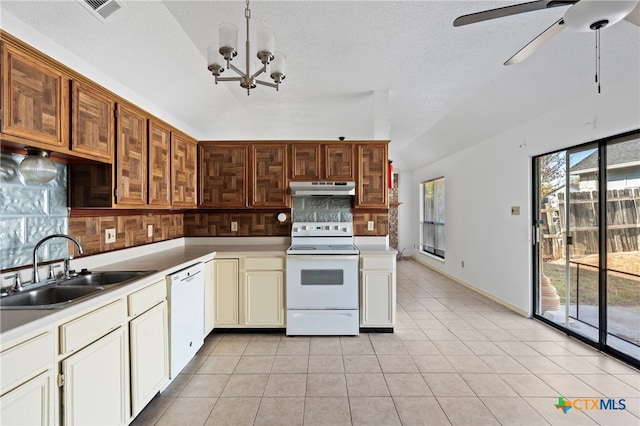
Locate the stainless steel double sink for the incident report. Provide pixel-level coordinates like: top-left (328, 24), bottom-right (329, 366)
top-left (0, 271), bottom-right (156, 310)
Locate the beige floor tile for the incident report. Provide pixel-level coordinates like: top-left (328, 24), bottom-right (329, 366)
top-left (481, 396), bottom-right (548, 425)
top-left (371, 340), bottom-right (409, 355)
top-left (478, 328), bottom-right (518, 341)
top-left (130, 395), bottom-right (174, 426)
top-left (615, 374), bottom-right (640, 390)
top-left (349, 396), bottom-right (401, 425)
top-left (479, 355), bottom-right (529, 373)
top-left (220, 374), bottom-right (268, 397)
top-left (422, 329), bottom-right (459, 341)
top-left (574, 374), bottom-right (640, 397)
top-left (243, 340), bottom-right (279, 356)
top-left (205, 397), bottom-right (260, 425)
top-left (446, 355), bottom-right (492, 373)
top-left (181, 354), bottom-right (207, 374)
top-left (411, 355), bottom-right (456, 373)
top-left (179, 374), bottom-right (230, 398)
top-left (494, 341), bottom-right (540, 356)
top-left (499, 373), bottom-right (558, 397)
top-left (306, 373), bottom-right (348, 396)
top-left (432, 340), bottom-right (474, 356)
top-left (277, 340), bottom-right (310, 355)
top-left (308, 355), bottom-right (345, 373)
top-left (537, 373), bottom-right (603, 397)
top-left (196, 338), bottom-right (220, 356)
top-left (394, 328), bottom-right (429, 341)
top-left (341, 339), bottom-right (375, 355)
top-left (464, 341), bottom-right (507, 356)
top-left (422, 373), bottom-right (475, 396)
top-left (197, 355), bottom-right (240, 375)
top-left (582, 356), bottom-right (640, 374)
top-left (271, 355), bottom-right (308, 373)
top-left (437, 396), bottom-right (499, 425)
top-left (547, 355), bottom-right (608, 374)
top-left (526, 397), bottom-right (598, 425)
top-left (460, 373), bottom-right (518, 396)
top-left (377, 355), bottom-right (419, 373)
top-left (582, 401), bottom-right (640, 425)
top-left (156, 397), bottom-right (217, 426)
top-left (254, 397), bottom-right (304, 426)
top-left (263, 373), bottom-right (307, 397)
top-left (160, 374), bottom-right (191, 399)
top-left (309, 337), bottom-right (343, 355)
top-left (346, 373), bottom-right (390, 396)
top-left (303, 397), bottom-right (352, 426)
top-left (343, 355), bottom-right (382, 373)
top-left (384, 373), bottom-right (432, 396)
top-left (211, 340), bottom-right (248, 355)
top-left (403, 340), bottom-right (441, 355)
top-left (513, 355), bottom-right (568, 375)
top-left (524, 341), bottom-right (576, 356)
top-left (392, 396), bottom-right (451, 425)
top-left (414, 319), bottom-right (447, 330)
top-left (233, 355), bottom-right (274, 374)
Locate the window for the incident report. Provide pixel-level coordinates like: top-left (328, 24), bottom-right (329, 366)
top-left (420, 177), bottom-right (445, 259)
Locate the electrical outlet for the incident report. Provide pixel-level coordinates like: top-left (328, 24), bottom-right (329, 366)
top-left (105, 228), bottom-right (116, 244)
top-left (231, 222), bottom-right (238, 232)
top-left (511, 206), bottom-right (520, 215)
top-left (147, 224), bottom-right (153, 237)
top-left (367, 221), bottom-right (374, 231)
top-left (461, 260), bottom-right (465, 268)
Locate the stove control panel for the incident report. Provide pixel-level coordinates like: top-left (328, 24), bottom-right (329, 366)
top-left (291, 222), bottom-right (353, 237)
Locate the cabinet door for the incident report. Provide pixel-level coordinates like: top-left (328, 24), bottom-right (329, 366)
top-left (356, 143), bottom-right (388, 208)
top-left (204, 260), bottom-right (215, 335)
top-left (243, 270), bottom-right (285, 327)
top-left (199, 144), bottom-right (248, 208)
top-left (115, 103), bottom-right (147, 206)
top-left (71, 80), bottom-right (115, 161)
top-left (360, 270), bottom-right (395, 327)
top-left (1, 42), bottom-right (67, 147)
top-left (324, 144), bottom-right (354, 181)
top-left (290, 143), bottom-right (320, 180)
top-left (130, 302), bottom-right (169, 417)
top-left (61, 327), bottom-right (128, 426)
top-left (148, 119), bottom-right (171, 208)
top-left (0, 371), bottom-right (52, 426)
top-left (251, 144), bottom-right (288, 207)
top-left (214, 259), bottom-right (239, 326)
top-left (172, 133), bottom-right (197, 207)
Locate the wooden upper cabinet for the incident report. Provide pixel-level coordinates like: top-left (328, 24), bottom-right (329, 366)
top-left (251, 144), bottom-right (288, 207)
top-left (199, 143), bottom-right (248, 208)
top-left (115, 103), bottom-right (147, 207)
top-left (147, 119), bottom-right (171, 208)
top-left (325, 144), bottom-right (354, 181)
top-left (290, 143), bottom-right (320, 181)
top-left (1, 41), bottom-right (68, 147)
top-left (356, 143), bottom-right (388, 208)
top-left (172, 133), bottom-right (197, 208)
top-left (71, 80), bottom-right (115, 162)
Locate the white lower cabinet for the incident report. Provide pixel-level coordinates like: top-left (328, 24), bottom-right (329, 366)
top-left (360, 253), bottom-right (396, 329)
top-left (129, 301), bottom-right (169, 417)
top-left (61, 327), bottom-right (128, 425)
top-left (0, 371), bottom-right (53, 425)
top-left (204, 259), bottom-right (215, 335)
top-left (214, 255), bottom-right (285, 328)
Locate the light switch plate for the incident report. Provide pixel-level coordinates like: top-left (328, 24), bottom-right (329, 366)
top-left (367, 221), bottom-right (374, 231)
top-left (231, 222), bottom-right (238, 232)
top-left (147, 224), bottom-right (153, 237)
top-left (105, 228), bottom-right (116, 244)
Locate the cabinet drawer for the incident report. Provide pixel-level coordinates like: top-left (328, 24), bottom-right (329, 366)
top-left (361, 255), bottom-right (395, 271)
top-left (128, 280), bottom-right (166, 318)
top-left (243, 257), bottom-right (284, 270)
top-left (1, 332), bottom-right (53, 395)
top-left (60, 299), bottom-right (126, 355)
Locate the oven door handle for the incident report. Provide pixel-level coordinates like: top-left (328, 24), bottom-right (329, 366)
top-left (286, 255), bottom-right (359, 261)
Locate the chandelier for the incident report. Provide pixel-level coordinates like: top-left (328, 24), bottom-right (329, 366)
top-left (207, 0), bottom-right (286, 95)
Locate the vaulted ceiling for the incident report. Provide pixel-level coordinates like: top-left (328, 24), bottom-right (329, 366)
top-left (2, 1), bottom-right (639, 170)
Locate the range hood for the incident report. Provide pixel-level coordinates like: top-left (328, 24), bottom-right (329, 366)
top-left (289, 181), bottom-right (356, 196)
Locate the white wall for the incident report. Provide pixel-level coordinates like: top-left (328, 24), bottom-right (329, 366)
top-left (403, 81), bottom-right (640, 316)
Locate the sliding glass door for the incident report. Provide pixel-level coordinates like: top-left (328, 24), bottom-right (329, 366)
top-left (533, 131), bottom-right (640, 366)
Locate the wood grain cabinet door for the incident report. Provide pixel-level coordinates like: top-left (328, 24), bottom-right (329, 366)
top-left (171, 133), bottom-right (197, 208)
top-left (251, 144), bottom-right (288, 207)
top-left (115, 103), bottom-right (147, 206)
top-left (356, 143), bottom-right (388, 208)
top-left (290, 143), bottom-right (320, 180)
top-left (71, 80), bottom-right (115, 161)
top-left (199, 144), bottom-right (248, 208)
top-left (147, 119), bottom-right (171, 208)
top-left (325, 144), bottom-right (354, 181)
top-left (1, 42), bottom-right (68, 147)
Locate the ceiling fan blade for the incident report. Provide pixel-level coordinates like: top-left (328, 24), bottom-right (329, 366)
top-left (504, 18), bottom-right (565, 65)
top-left (453, 0), bottom-right (578, 27)
top-left (624, 1), bottom-right (640, 26)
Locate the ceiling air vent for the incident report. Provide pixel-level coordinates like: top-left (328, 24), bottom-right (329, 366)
top-left (78, 0), bottom-right (123, 22)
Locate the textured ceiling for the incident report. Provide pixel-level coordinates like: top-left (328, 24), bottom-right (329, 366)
top-left (1, 1), bottom-right (639, 170)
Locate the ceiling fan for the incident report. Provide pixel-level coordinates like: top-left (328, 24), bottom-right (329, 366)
top-left (453, 0), bottom-right (640, 66)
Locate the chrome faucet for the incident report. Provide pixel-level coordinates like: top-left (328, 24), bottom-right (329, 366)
top-left (32, 234), bottom-right (84, 284)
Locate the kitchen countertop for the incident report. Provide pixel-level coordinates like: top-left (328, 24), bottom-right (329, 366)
top-left (356, 244), bottom-right (398, 255)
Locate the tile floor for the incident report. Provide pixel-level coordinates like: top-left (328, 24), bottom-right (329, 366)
top-left (132, 260), bottom-right (640, 425)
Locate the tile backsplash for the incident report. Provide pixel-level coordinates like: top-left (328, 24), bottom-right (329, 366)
top-left (291, 196), bottom-right (352, 222)
top-left (0, 152), bottom-right (69, 270)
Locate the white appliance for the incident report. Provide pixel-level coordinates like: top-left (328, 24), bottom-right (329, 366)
top-left (166, 262), bottom-right (204, 379)
top-left (286, 222), bottom-right (359, 336)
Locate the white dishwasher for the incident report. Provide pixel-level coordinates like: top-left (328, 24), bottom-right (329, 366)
top-left (166, 262), bottom-right (204, 380)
